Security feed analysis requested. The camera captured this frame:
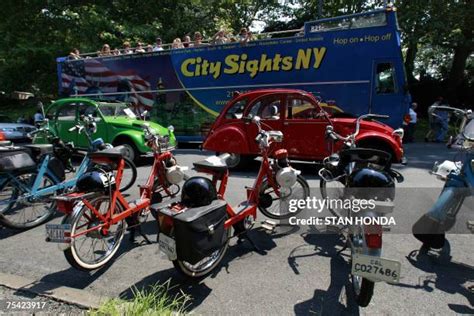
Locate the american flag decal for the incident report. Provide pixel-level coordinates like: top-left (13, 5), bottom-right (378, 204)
top-left (61, 59), bottom-right (154, 110)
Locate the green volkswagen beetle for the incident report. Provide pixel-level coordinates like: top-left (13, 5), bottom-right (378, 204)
top-left (35, 98), bottom-right (176, 161)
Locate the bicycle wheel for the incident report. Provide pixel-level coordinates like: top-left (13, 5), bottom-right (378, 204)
top-left (0, 171), bottom-right (57, 230)
top-left (63, 195), bottom-right (126, 271)
top-left (173, 226), bottom-right (231, 278)
top-left (319, 177), bottom-right (348, 217)
top-left (258, 175), bottom-right (310, 219)
top-left (0, 176), bottom-right (17, 214)
top-left (352, 274), bottom-right (374, 307)
top-left (117, 157), bottom-right (137, 192)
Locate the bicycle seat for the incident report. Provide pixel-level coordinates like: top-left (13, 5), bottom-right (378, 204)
top-left (88, 145), bottom-right (126, 160)
top-left (193, 155), bottom-right (228, 173)
top-left (23, 144), bottom-right (54, 159)
top-left (339, 148), bottom-right (392, 169)
top-left (0, 147), bottom-right (36, 172)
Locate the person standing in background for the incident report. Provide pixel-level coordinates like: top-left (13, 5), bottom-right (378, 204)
top-left (33, 109), bottom-right (44, 127)
top-left (405, 102), bottom-right (418, 142)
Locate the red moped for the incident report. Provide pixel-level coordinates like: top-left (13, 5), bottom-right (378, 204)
top-left (155, 116), bottom-right (310, 278)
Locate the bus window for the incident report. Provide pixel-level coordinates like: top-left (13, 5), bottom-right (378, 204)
top-left (375, 63), bottom-right (396, 94)
top-left (248, 95), bottom-right (281, 120)
top-left (225, 99), bottom-right (247, 119)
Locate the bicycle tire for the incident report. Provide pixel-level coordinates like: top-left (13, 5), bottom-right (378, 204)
top-left (0, 171), bottom-right (57, 230)
top-left (118, 157), bottom-right (137, 192)
top-left (258, 175), bottom-right (310, 219)
top-left (63, 195), bottom-right (126, 271)
top-left (319, 177), bottom-right (347, 215)
top-left (172, 223), bottom-right (231, 279)
top-left (352, 275), bottom-right (375, 307)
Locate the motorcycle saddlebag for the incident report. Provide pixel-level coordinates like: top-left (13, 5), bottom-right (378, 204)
top-left (0, 147), bottom-right (36, 172)
top-left (173, 199), bottom-right (228, 264)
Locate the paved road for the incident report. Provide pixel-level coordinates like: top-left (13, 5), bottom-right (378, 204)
top-left (0, 143), bottom-right (473, 315)
top-left (0, 286), bottom-right (86, 315)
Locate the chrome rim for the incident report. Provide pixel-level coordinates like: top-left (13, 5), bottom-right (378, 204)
top-left (259, 178), bottom-right (307, 217)
top-left (1, 173), bottom-right (55, 226)
top-left (225, 153), bottom-right (240, 168)
top-left (70, 197), bottom-right (125, 267)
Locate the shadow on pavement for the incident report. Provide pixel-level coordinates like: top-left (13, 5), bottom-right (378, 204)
top-left (0, 210), bottom-right (64, 240)
top-left (20, 224), bottom-right (157, 295)
top-left (120, 228), bottom-right (277, 312)
top-left (398, 143), bottom-right (459, 170)
top-left (394, 243), bottom-right (474, 314)
top-left (289, 232), bottom-right (360, 316)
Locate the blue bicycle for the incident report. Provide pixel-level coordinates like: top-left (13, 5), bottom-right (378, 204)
top-left (0, 115), bottom-right (137, 230)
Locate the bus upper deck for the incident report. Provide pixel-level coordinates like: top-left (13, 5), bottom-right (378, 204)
top-left (57, 6), bottom-right (409, 141)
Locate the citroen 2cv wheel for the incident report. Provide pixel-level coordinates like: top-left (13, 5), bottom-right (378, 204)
top-left (117, 157), bottom-right (137, 192)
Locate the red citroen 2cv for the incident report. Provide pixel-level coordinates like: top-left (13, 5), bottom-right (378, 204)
top-left (203, 89), bottom-right (405, 168)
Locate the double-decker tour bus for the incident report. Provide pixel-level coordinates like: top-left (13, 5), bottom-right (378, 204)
top-left (57, 6), bottom-right (409, 142)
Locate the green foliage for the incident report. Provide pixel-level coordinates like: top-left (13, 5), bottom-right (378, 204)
top-left (89, 281), bottom-right (189, 316)
top-left (0, 0), bottom-right (471, 104)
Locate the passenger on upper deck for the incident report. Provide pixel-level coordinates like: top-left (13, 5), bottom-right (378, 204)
top-left (172, 38), bottom-right (184, 49)
top-left (238, 28), bottom-right (253, 44)
top-left (123, 41), bottom-right (134, 54)
top-left (212, 30), bottom-right (229, 45)
top-left (99, 44), bottom-right (111, 56)
top-left (68, 48), bottom-right (81, 60)
top-left (135, 42), bottom-right (146, 53)
top-left (182, 35), bottom-right (191, 48)
top-left (191, 31), bottom-right (207, 47)
top-left (153, 37), bottom-right (164, 51)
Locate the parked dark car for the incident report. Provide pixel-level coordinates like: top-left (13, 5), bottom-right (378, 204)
top-left (0, 114), bottom-right (36, 143)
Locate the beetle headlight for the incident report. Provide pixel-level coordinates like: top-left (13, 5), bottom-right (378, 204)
top-left (167, 125), bottom-right (175, 133)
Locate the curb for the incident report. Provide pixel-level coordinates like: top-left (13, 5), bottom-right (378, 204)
top-left (0, 272), bottom-right (107, 309)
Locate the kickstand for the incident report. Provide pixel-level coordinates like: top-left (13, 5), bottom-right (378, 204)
top-left (337, 238), bottom-right (349, 255)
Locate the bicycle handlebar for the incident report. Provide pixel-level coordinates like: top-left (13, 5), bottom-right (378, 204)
top-left (326, 113), bottom-right (389, 144)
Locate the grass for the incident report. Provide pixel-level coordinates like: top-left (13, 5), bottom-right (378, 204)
top-left (89, 281), bottom-right (190, 316)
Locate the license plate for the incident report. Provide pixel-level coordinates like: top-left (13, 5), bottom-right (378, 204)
top-left (45, 224), bottom-right (72, 243)
top-left (352, 254), bottom-right (401, 283)
top-left (158, 234), bottom-right (177, 260)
